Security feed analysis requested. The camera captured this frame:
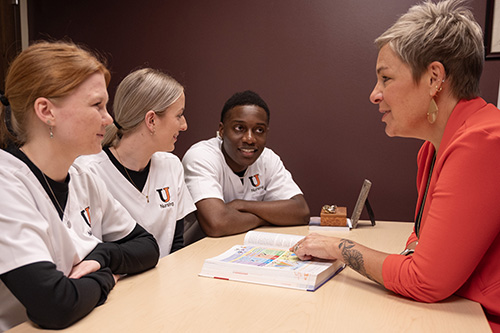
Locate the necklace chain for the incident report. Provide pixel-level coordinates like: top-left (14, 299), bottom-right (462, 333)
top-left (19, 147), bottom-right (65, 217)
top-left (41, 172), bottom-right (65, 217)
top-left (113, 147), bottom-right (151, 203)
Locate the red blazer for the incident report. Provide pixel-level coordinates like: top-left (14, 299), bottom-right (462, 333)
top-left (383, 98), bottom-right (500, 331)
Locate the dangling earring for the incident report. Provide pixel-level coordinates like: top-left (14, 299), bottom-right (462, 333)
top-left (47, 120), bottom-right (54, 139)
top-left (216, 131), bottom-right (222, 140)
top-left (427, 80), bottom-right (444, 124)
top-left (427, 98), bottom-right (438, 124)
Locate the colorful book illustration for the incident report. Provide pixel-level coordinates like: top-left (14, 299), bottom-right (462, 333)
top-left (199, 231), bottom-right (345, 291)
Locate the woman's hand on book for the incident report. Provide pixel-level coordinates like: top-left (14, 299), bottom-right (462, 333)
top-left (291, 233), bottom-right (339, 261)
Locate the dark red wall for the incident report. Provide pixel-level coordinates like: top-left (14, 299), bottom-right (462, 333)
top-left (28, 0), bottom-right (500, 222)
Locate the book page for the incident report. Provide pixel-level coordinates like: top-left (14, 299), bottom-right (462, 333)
top-left (219, 245), bottom-right (309, 269)
top-left (244, 231), bottom-right (304, 250)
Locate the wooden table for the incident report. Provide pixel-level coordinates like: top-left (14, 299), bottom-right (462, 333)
top-left (9, 221), bottom-right (491, 332)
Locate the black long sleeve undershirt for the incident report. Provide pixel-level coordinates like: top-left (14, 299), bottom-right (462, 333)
top-left (85, 223), bottom-right (159, 274)
top-left (171, 219), bottom-right (185, 253)
top-left (0, 224), bottom-right (159, 329)
top-left (1, 262), bottom-right (115, 329)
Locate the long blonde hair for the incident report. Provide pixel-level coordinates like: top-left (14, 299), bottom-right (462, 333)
top-left (103, 68), bottom-right (183, 147)
top-left (0, 40), bottom-right (110, 148)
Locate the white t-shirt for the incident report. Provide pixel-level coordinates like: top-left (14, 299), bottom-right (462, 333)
top-left (181, 137), bottom-right (303, 244)
top-left (76, 151), bottom-right (196, 258)
top-left (0, 149), bottom-right (136, 331)
top-left (182, 137), bottom-right (303, 204)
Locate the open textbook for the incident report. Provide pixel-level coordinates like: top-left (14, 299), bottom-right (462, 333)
top-left (199, 231), bottom-right (345, 291)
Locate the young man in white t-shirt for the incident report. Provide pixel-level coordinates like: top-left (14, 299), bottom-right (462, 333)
top-left (182, 90), bottom-right (309, 243)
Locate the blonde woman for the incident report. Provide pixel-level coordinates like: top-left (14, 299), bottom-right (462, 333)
top-left (0, 41), bottom-right (159, 331)
top-left (76, 68), bottom-right (195, 258)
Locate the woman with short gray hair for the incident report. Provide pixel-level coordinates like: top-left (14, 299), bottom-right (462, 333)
top-left (292, 1), bottom-right (500, 330)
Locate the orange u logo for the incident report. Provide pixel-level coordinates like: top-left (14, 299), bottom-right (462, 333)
top-left (80, 206), bottom-right (91, 227)
top-left (156, 187), bottom-right (171, 202)
top-left (249, 174), bottom-right (261, 187)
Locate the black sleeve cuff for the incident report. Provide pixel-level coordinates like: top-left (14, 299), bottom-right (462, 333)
top-left (85, 223), bottom-right (159, 274)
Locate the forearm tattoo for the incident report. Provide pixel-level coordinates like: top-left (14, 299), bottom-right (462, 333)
top-left (339, 239), bottom-right (377, 283)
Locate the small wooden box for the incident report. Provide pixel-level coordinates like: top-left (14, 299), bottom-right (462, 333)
top-left (320, 206), bottom-right (347, 226)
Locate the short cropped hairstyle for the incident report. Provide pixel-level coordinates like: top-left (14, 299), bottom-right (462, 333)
top-left (103, 68), bottom-right (183, 147)
top-left (375, 0), bottom-right (484, 100)
top-left (220, 90), bottom-right (270, 123)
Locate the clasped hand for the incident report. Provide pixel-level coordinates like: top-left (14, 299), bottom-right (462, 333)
top-left (69, 260), bottom-right (120, 283)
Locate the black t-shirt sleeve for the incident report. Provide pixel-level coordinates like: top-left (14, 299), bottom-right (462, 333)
top-left (85, 223), bottom-right (159, 274)
top-left (0, 261), bottom-right (115, 329)
top-left (170, 219), bottom-right (185, 253)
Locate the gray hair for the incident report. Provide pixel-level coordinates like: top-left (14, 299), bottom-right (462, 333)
top-left (375, 0), bottom-right (484, 100)
top-left (103, 68), bottom-right (183, 146)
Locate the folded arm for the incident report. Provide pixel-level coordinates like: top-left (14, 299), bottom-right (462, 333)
top-left (228, 194), bottom-right (309, 226)
top-left (195, 198), bottom-right (269, 237)
top-left (196, 194), bottom-right (309, 237)
top-left (85, 223), bottom-right (159, 275)
top-left (1, 261), bottom-right (115, 329)
top-left (0, 223), bottom-right (159, 330)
